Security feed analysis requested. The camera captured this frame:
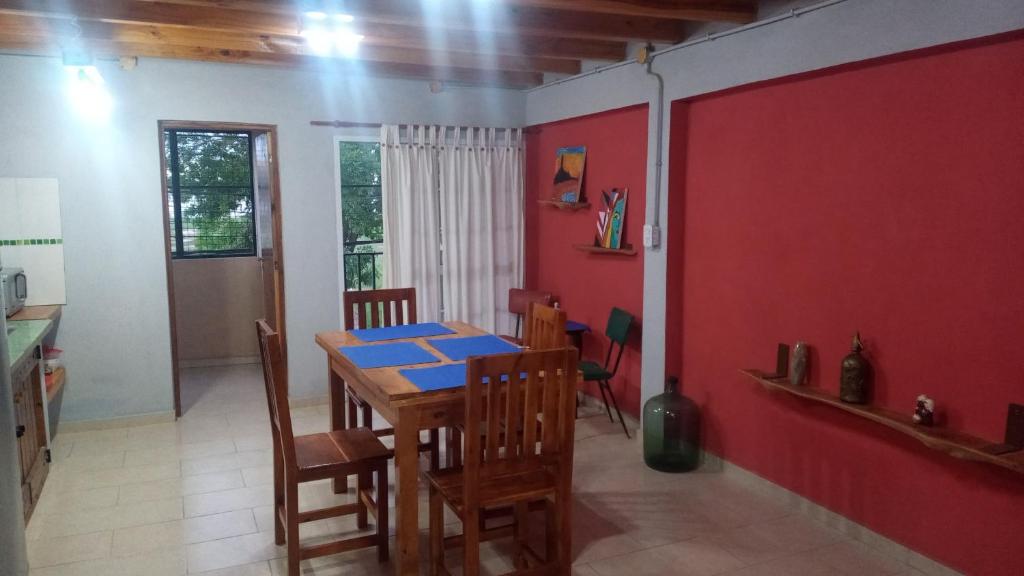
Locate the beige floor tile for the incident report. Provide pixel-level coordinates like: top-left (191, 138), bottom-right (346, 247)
top-left (117, 470), bottom-right (246, 504)
top-left (31, 486), bottom-right (120, 518)
top-left (721, 551), bottom-right (838, 576)
top-left (185, 485), bottom-right (274, 518)
top-left (28, 530), bottom-right (113, 569)
top-left (111, 509), bottom-right (257, 556)
top-left (30, 497), bottom-right (184, 540)
top-left (48, 461), bottom-right (181, 493)
top-left (28, 549), bottom-right (186, 576)
top-left (242, 465), bottom-right (274, 487)
top-left (701, 514), bottom-right (847, 566)
top-left (52, 450), bottom-right (126, 472)
top-left (187, 530), bottom-right (285, 573)
top-left (590, 538), bottom-right (746, 576)
top-left (195, 561), bottom-right (273, 576)
top-left (810, 540), bottom-right (908, 575)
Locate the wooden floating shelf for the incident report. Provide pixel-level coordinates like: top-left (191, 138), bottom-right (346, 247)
top-left (46, 367), bottom-right (66, 403)
top-left (739, 369), bottom-right (1024, 475)
top-left (538, 200), bottom-right (590, 211)
top-left (9, 305), bottom-right (62, 322)
top-left (573, 244), bottom-right (637, 256)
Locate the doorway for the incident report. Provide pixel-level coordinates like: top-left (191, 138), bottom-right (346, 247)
top-left (158, 121), bottom-right (286, 418)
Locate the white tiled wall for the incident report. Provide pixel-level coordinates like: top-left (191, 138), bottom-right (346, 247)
top-left (0, 177), bottom-right (67, 305)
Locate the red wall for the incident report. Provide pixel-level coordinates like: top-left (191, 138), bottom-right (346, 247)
top-left (525, 105), bottom-right (648, 415)
top-left (670, 33), bottom-right (1024, 575)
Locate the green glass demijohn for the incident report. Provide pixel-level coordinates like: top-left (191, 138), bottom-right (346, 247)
top-left (643, 376), bottom-right (701, 472)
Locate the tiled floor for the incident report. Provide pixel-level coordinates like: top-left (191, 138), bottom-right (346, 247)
top-left (27, 363), bottom-right (926, 575)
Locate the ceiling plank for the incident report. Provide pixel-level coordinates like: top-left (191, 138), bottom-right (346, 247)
top-left (0, 33), bottom-right (545, 88)
top-left (493, 1), bottom-right (756, 23)
top-left (0, 0), bottom-right (689, 43)
top-left (0, 13), bottom-right (580, 74)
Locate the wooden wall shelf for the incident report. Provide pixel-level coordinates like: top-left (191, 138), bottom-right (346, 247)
top-left (538, 200), bottom-right (590, 211)
top-left (740, 369), bottom-right (1024, 475)
top-left (573, 244), bottom-right (637, 256)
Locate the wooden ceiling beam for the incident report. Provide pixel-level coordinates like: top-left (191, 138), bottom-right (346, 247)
top-left (499, 1), bottom-right (757, 23)
top-left (0, 13), bottom-right (580, 74)
top-left (0, 33), bottom-right (545, 88)
top-left (0, 0), bottom-right (689, 43)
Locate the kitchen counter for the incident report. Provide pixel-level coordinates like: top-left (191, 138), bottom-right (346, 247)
top-left (6, 318), bottom-right (53, 368)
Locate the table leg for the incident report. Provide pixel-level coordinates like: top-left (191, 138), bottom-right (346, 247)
top-left (328, 360), bottom-right (348, 494)
top-left (394, 411), bottom-right (420, 576)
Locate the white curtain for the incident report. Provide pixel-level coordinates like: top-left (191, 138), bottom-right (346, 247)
top-left (380, 125), bottom-right (524, 333)
top-left (381, 125), bottom-right (442, 321)
top-left (439, 127), bottom-right (523, 335)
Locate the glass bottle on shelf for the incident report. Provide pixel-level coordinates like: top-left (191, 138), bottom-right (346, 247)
top-left (643, 376), bottom-right (701, 472)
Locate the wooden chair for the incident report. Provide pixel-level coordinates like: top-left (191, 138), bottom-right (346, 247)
top-left (523, 302), bottom-right (567, 350)
top-left (427, 348), bottom-right (579, 576)
top-left (256, 320), bottom-right (391, 576)
top-left (446, 303), bottom-right (566, 470)
top-left (342, 288), bottom-right (441, 469)
top-left (499, 288), bottom-right (553, 344)
top-left (579, 307), bottom-right (634, 438)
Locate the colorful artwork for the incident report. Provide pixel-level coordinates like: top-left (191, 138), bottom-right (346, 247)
top-left (552, 146), bottom-right (586, 203)
top-left (595, 188), bottom-right (628, 249)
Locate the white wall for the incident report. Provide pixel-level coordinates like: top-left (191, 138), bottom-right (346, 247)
top-left (0, 56), bottom-right (525, 422)
top-left (524, 0), bottom-right (1024, 408)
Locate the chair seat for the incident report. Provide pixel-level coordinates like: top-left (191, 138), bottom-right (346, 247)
top-left (426, 462), bottom-right (558, 516)
top-left (579, 360), bottom-right (612, 381)
top-left (294, 427), bottom-right (391, 480)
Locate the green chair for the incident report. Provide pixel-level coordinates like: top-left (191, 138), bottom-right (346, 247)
top-left (579, 307), bottom-right (633, 438)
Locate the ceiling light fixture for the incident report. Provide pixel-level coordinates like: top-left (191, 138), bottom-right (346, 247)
top-left (300, 10), bottom-right (362, 57)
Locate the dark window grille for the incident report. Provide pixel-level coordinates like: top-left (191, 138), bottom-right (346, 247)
top-left (165, 129), bottom-right (257, 259)
top-left (339, 142), bottom-right (384, 291)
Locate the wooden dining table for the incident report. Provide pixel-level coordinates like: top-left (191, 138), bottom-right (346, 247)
top-left (315, 321), bottom-right (489, 576)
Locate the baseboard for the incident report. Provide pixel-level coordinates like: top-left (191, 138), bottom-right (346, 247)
top-left (179, 356), bottom-right (259, 369)
top-left (58, 410), bottom-right (176, 433)
top-left (701, 451), bottom-right (963, 576)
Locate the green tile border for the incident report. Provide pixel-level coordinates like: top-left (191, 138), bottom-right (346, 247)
top-left (0, 238), bottom-right (62, 246)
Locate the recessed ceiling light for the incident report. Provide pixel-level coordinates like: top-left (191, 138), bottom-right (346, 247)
top-left (303, 10), bottom-right (328, 20)
top-left (334, 13), bottom-right (355, 23)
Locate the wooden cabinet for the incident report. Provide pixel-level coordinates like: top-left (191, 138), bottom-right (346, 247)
top-left (11, 350), bottom-right (48, 521)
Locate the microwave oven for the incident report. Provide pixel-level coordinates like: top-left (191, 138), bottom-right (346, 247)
top-left (1, 267), bottom-right (27, 318)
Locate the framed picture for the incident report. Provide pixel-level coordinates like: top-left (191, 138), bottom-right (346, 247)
top-left (552, 146), bottom-right (586, 203)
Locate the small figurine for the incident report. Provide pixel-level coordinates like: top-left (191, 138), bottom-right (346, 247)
top-left (913, 395), bottom-right (935, 426)
top-left (840, 332), bottom-right (871, 404)
top-left (790, 342), bottom-right (809, 386)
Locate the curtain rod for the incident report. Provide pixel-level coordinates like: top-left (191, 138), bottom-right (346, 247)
top-left (310, 120), bottom-right (539, 133)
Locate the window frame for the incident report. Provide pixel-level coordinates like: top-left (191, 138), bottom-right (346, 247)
top-left (165, 128), bottom-right (258, 259)
top-left (333, 133), bottom-right (385, 321)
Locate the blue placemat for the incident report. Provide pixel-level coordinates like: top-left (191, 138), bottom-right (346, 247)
top-left (400, 363), bottom-right (468, 391)
top-left (400, 363), bottom-right (527, 392)
top-left (351, 322), bottom-right (457, 342)
top-left (565, 320), bottom-right (591, 333)
top-left (426, 334), bottom-right (521, 361)
top-left (338, 342), bottom-right (440, 369)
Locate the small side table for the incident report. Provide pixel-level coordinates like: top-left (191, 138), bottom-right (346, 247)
top-left (565, 320), bottom-right (591, 352)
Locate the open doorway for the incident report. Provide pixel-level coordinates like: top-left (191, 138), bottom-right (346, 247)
top-left (158, 121), bottom-right (286, 418)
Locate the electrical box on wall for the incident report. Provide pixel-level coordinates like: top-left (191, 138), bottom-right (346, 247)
top-left (643, 224), bottom-right (660, 248)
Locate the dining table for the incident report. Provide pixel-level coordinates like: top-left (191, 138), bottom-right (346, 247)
top-left (315, 321), bottom-right (493, 576)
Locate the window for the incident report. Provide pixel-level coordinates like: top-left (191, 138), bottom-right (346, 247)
top-left (165, 129), bottom-right (256, 258)
top-left (339, 141), bottom-right (384, 290)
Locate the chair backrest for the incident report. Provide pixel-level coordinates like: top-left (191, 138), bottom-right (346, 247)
top-left (508, 288), bottom-right (552, 338)
top-left (463, 348), bottom-right (578, 505)
top-left (602, 307), bottom-right (634, 376)
top-left (343, 287), bottom-right (417, 330)
top-left (523, 303), bottom-right (566, 350)
top-left (256, 319), bottom-right (296, 469)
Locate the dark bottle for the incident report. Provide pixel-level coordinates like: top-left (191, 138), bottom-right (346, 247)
top-left (643, 376), bottom-right (700, 472)
top-left (840, 332), bottom-right (871, 404)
